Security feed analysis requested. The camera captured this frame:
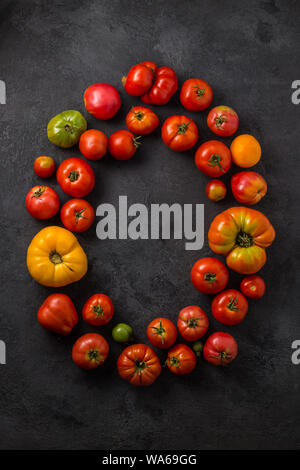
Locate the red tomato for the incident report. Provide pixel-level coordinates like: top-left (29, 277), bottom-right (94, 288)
top-left (161, 115), bottom-right (198, 152)
top-left (33, 156), bottom-right (55, 178)
top-left (207, 105), bottom-right (239, 137)
top-left (146, 317), bottom-right (177, 349)
top-left (117, 344), bottom-right (162, 386)
top-left (60, 198), bottom-right (95, 233)
top-left (180, 78), bottom-right (213, 111)
top-left (141, 66), bottom-right (178, 105)
top-left (72, 333), bottom-right (109, 370)
top-left (84, 83), bottom-right (121, 120)
top-left (79, 129), bottom-right (108, 161)
top-left (212, 289), bottom-right (248, 325)
top-left (191, 258), bottom-right (229, 294)
top-left (122, 62), bottom-right (155, 96)
top-left (82, 294), bottom-right (114, 326)
top-left (166, 344), bottom-right (196, 375)
top-left (195, 140), bottom-right (231, 177)
top-left (206, 179), bottom-right (227, 202)
top-left (177, 306), bottom-right (209, 342)
top-left (25, 185), bottom-right (60, 220)
top-left (37, 293), bottom-right (78, 335)
top-left (126, 106), bottom-right (159, 135)
top-left (203, 332), bottom-right (238, 366)
top-left (231, 171), bottom-right (267, 205)
top-left (240, 275), bottom-right (266, 299)
top-left (56, 157), bottom-right (95, 197)
top-left (108, 130), bottom-right (141, 160)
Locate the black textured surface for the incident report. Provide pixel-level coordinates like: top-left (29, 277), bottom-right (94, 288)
top-left (0, 0), bottom-right (299, 450)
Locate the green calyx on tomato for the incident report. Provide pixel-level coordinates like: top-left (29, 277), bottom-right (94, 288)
top-left (177, 120), bottom-right (192, 135)
top-left (92, 305), bottom-right (104, 318)
top-left (47, 110), bottom-right (87, 148)
top-left (135, 360), bottom-right (147, 375)
top-left (150, 320), bottom-right (166, 344)
top-left (168, 356), bottom-right (180, 368)
top-left (87, 348), bottom-right (102, 364)
top-left (134, 110), bottom-right (145, 121)
top-left (180, 316), bottom-right (200, 329)
top-left (208, 154), bottom-right (225, 172)
top-left (193, 86), bottom-right (205, 97)
top-left (236, 231), bottom-right (253, 248)
top-left (204, 272), bottom-right (217, 284)
top-left (132, 136), bottom-right (142, 148)
top-left (75, 208), bottom-right (88, 223)
top-left (215, 115), bottom-right (227, 128)
top-left (68, 170), bottom-right (79, 182)
top-left (49, 250), bottom-right (63, 265)
top-left (32, 186), bottom-right (46, 198)
top-left (227, 296), bottom-right (239, 311)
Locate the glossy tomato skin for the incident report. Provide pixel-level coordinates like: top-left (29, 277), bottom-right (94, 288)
top-left (166, 344), bottom-right (197, 375)
top-left (126, 106), bottom-right (159, 135)
top-left (195, 140), bottom-right (231, 177)
top-left (180, 78), bottom-right (213, 111)
top-left (72, 333), bottom-right (109, 370)
top-left (207, 106), bottom-right (239, 137)
top-left (141, 66), bottom-right (178, 105)
top-left (203, 332), bottom-right (238, 366)
top-left (60, 198), bottom-right (95, 233)
top-left (117, 344), bottom-right (162, 386)
top-left (206, 180), bottom-right (227, 202)
top-left (231, 171), bottom-right (267, 205)
top-left (108, 130), bottom-right (140, 160)
top-left (38, 293), bottom-right (78, 335)
top-left (82, 294), bottom-right (114, 326)
top-left (177, 306), bottom-right (209, 341)
top-left (47, 110), bottom-right (87, 148)
top-left (25, 185), bottom-right (60, 220)
top-left (212, 289), bottom-right (248, 325)
top-left (161, 115), bottom-right (198, 152)
top-left (79, 129), bottom-right (108, 160)
top-left (230, 134), bottom-right (261, 168)
top-left (56, 157), bottom-right (95, 197)
top-left (34, 156), bottom-right (55, 178)
top-left (191, 257), bottom-right (229, 294)
top-left (240, 275), bottom-right (266, 299)
top-left (146, 317), bottom-right (177, 349)
top-left (84, 83), bottom-right (121, 120)
top-left (122, 62), bottom-right (155, 96)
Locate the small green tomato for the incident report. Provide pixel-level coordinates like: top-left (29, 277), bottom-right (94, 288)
top-left (112, 323), bottom-right (133, 344)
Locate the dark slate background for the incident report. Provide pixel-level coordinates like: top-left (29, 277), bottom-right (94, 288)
top-left (0, 0), bottom-right (299, 450)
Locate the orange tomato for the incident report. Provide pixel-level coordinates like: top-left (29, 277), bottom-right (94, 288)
top-left (230, 134), bottom-right (261, 168)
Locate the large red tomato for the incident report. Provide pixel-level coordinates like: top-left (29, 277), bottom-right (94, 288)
top-left (25, 185), bottom-right (60, 220)
top-left (37, 293), bottom-right (78, 335)
top-left (231, 171), bottom-right (267, 205)
top-left (60, 198), bottom-right (95, 233)
top-left (79, 129), bottom-right (108, 161)
top-left (122, 62), bottom-right (156, 96)
top-left (161, 115), bottom-right (198, 152)
top-left (126, 106), bottom-right (159, 135)
top-left (166, 344), bottom-right (197, 375)
top-left (108, 130), bottom-right (140, 160)
top-left (82, 294), bottom-right (114, 326)
top-left (146, 317), bottom-right (177, 349)
top-left (141, 66), bottom-right (178, 105)
top-left (177, 306), bottom-right (209, 341)
top-left (195, 140), bottom-right (231, 177)
top-left (212, 289), bottom-right (248, 325)
top-left (191, 257), bottom-right (229, 294)
top-left (203, 332), bottom-right (238, 366)
top-left (240, 275), bottom-right (266, 299)
top-left (72, 333), bottom-right (109, 370)
top-left (84, 83), bottom-right (121, 120)
top-left (56, 157), bottom-right (95, 197)
top-left (207, 105), bottom-right (239, 137)
top-left (180, 78), bottom-right (213, 111)
top-left (117, 344), bottom-right (162, 386)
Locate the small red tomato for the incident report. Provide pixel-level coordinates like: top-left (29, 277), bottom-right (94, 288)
top-left (195, 140), bottom-right (231, 177)
top-left (240, 275), bottom-right (266, 299)
top-left (72, 333), bottom-right (109, 370)
top-left (141, 66), bottom-right (178, 106)
top-left (122, 62), bottom-right (155, 96)
top-left (207, 105), bottom-right (239, 137)
top-left (56, 157), bottom-right (95, 197)
top-left (177, 306), bottom-right (209, 342)
top-left (108, 130), bottom-right (141, 160)
top-left (79, 129), bottom-right (108, 160)
top-left (191, 258), bottom-right (229, 294)
top-left (84, 83), bottom-right (121, 120)
top-left (180, 78), bottom-right (213, 112)
top-left (231, 171), bottom-right (267, 205)
top-left (60, 198), bottom-right (95, 233)
top-left (206, 179), bottom-right (227, 202)
top-left (82, 294), bottom-right (114, 326)
top-left (203, 332), bottom-right (238, 366)
top-left (161, 115), bottom-right (198, 152)
top-left (146, 317), bottom-right (177, 349)
top-left (33, 156), bottom-right (55, 178)
top-left (37, 293), bottom-right (78, 335)
top-left (25, 185), bottom-right (60, 220)
top-left (212, 289), bottom-right (248, 325)
top-left (166, 344), bottom-right (197, 375)
top-left (126, 106), bottom-right (159, 135)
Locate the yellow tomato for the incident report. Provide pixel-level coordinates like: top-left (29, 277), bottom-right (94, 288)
top-left (230, 134), bottom-right (261, 168)
top-left (27, 226), bottom-right (88, 287)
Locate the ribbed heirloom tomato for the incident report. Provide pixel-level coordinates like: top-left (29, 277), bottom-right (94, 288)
top-left (33, 156), bottom-right (55, 178)
top-left (126, 106), bottom-right (159, 135)
top-left (212, 289), bottom-right (248, 325)
top-left (37, 293), bottom-right (78, 335)
top-left (231, 171), bottom-right (267, 205)
top-left (195, 140), bottom-right (231, 177)
top-left (206, 179), bottom-right (227, 202)
top-left (191, 257), bottom-right (229, 294)
top-left (25, 186), bottom-right (60, 220)
top-left (56, 158), bottom-right (95, 197)
top-left (208, 207), bottom-right (275, 274)
top-left (60, 199), bottom-right (95, 233)
top-left (166, 344), bottom-right (197, 376)
top-left (79, 129), bottom-right (108, 160)
top-left (180, 78), bottom-right (213, 111)
top-left (72, 333), bottom-right (109, 370)
top-left (82, 294), bottom-right (114, 326)
top-left (84, 83), bottom-right (121, 120)
top-left (146, 317), bottom-right (177, 349)
top-left (177, 306), bottom-right (209, 341)
top-left (108, 130), bottom-right (141, 160)
top-left (203, 332), bottom-right (238, 366)
top-left (122, 62), bottom-right (155, 96)
top-left (141, 66), bottom-right (178, 105)
top-left (207, 105), bottom-right (239, 137)
top-left (47, 110), bottom-right (87, 148)
top-left (162, 115), bottom-right (198, 152)
top-left (117, 344), bottom-right (162, 386)
top-left (240, 275), bottom-right (266, 299)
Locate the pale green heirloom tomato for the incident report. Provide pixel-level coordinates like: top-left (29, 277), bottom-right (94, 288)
top-left (47, 110), bottom-right (87, 148)
top-left (112, 323), bottom-right (133, 343)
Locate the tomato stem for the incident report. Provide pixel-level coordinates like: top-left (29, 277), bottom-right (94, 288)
top-left (215, 115), bottom-right (227, 129)
top-left (135, 360), bottom-right (147, 375)
top-left (31, 186), bottom-right (46, 198)
top-left (92, 305), bottom-right (104, 318)
top-left (132, 136), bottom-right (142, 148)
top-left (177, 120), bottom-right (192, 135)
top-left (134, 111), bottom-right (144, 121)
top-left (75, 208), bottom-right (88, 223)
top-left (236, 231), bottom-right (253, 248)
top-left (49, 250), bottom-right (63, 265)
top-left (68, 170), bottom-right (79, 182)
top-left (208, 154), bottom-right (225, 172)
top-left (150, 320), bottom-right (165, 344)
top-left (227, 296), bottom-right (239, 311)
top-left (87, 349), bottom-right (102, 364)
top-left (193, 86), bottom-right (205, 97)
top-left (204, 272), bottom-right (216, 284)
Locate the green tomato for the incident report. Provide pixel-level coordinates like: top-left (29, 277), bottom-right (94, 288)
top-left (47, 110), bottom-right (87, 148)
top-left (112, 323), bottom-right (133, 343)
top-left (192, 341), bottom-right (203, 357)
